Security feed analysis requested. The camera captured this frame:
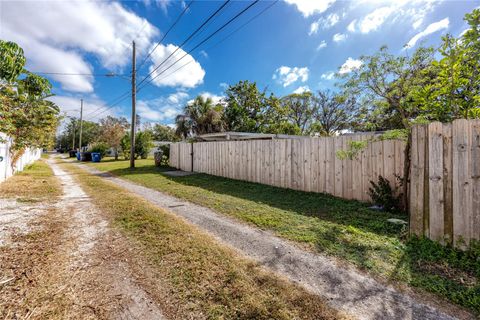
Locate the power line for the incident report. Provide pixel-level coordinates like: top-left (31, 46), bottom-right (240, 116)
top-left (148, 0), bottom-right (277, 86)
top-left (33, 72), bottom-right (127, 77)
top-left (137, 0), bottom-right (194, 72)
top-left (138, 0), bottom-right (260, 93)
top-left (137, 0), bottom-right (231, 88)
top-left (207, 0), bottom-right (277, 50)
top-left (83, 90), bottom-right (131, 120)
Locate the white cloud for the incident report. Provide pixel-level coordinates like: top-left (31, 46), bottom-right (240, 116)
top-left (405, 18), bottom-right (449, 48)
top-left (333, 33), bottom-right (347, 43)
top-left (349, 0), bottom-right (440, 34)
top-left (321, 72), bottom-right (335, 80)
top-left (199, 50), bottom-right (208, 58)
top-left (219, 82), bottom-right (229, 89)
top-left (48, 95), bottom-right (118, 122)
top-left (317, 40), bottom-right (328, 50)
top-left (137, 91), bottom-right (190, 122)
top-left (309, 13), bottom-right (340, 35)
top-left (293, 86), bottom-right (310, 94)
top-left (167, 91), bottom-right (189, 104)
top-left (284, 0), bottom-right (336, 17)
top-left (347, 19), bottom-right (356, 32)
top-left (358, 6), bottom-right (395, 33)
top-left (148, 43), bottom-right (205, 88)
top-left (198, 92), bottom-right (225, 105)
top-left (0, 1), bottom-right (158, 93)
top-left (339, 57), bottom-right (362, 74)
top-left (272, 66), bottom-right (309, 87)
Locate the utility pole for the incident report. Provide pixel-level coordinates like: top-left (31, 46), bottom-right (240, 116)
top-left (71, 119), bottom-right (75, 150)
top-left (79, 99), bottom-right (84, 152)
top-left (130, 40), bottom-right (136, 168)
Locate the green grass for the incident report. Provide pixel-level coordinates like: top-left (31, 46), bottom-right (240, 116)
top-left (87, 158), bottom-right (480, 314)
top-left (63, 162), bottom-right (348, 320)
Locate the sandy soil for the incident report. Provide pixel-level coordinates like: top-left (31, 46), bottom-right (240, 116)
top-left (79, 164), bottom-right (475, 320)
top-left (0, 159), bottom-right (166, 319)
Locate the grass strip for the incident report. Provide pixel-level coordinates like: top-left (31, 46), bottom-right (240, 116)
top-left (63, 162), bottom-right (349, 320)
top-left (87, 158), bottom-right (480, 315)
top-left (0, 159), bottom-right (61, 201)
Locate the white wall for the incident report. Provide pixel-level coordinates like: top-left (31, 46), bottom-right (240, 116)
top-left (0, 133), bottom-right (42, 183)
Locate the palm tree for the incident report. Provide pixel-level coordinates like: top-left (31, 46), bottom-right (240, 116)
top-left (175, 95), bottom-right (224, 139)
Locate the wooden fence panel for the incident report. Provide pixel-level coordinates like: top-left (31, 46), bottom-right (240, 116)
top-left (170, 134), bottom-right (405, 203)
top-left (409, 120), bottom-right (480, 249)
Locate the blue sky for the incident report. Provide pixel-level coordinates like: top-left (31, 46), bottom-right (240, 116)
top-left (1, 0), bottom-right (478, 128)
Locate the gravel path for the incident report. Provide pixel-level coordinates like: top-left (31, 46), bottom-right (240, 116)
top-left (79, 164), bottom-right (467, 320)
top-left (48, 159), bottom-right (166, 320)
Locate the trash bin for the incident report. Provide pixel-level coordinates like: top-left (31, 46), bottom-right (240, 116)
top-left (80, 152), bottom-right (92, 162)
top-left (154, 150), bottom-right (163, 167)
top-left (69, 150), bottom-right (77, 158)
top-left (76, 152), bottom-right (81, 161)
top-left (91, 152), bottom-right (101, 163)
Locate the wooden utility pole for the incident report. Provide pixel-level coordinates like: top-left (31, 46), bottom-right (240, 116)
top-left (71, 119), bottom-right (75, 150)
top-left (78, 99), bottom-right (84, 151)
top-left (130, 41), bottom-right (136, 168)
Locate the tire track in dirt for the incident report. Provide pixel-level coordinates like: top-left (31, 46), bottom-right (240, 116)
top-left (77, 163), bottom-right (473, 320)
top-left (46, 159), bottom-right (166, 320)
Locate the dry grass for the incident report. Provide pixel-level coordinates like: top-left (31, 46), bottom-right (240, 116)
top-left (0, 160), bottom-right (61, 201)
top-left (0, 158), bottom-right (75, 319)
top-left (0, 208), bottom-right (74, 319)
top-left (63, 162), bottom-right (351, 320)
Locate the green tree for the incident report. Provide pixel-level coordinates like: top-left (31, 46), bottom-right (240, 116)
top-left (281, 92), bottom-right (316, 135)
top-left (152, 124), bottom-right (179, 142)
top-left (0, 40), bottom-right (60, 164)
top-left (222, 80), bottom-right (267, 132)
top-left (175, 95), bottom-right (224, 138)
top-left (414, 9), bottom-right (480, 120)
top-left (341, 45), bottom-right (435, 131)
top-left (98, 116), bottom-right (129, 160)
top-left (310, 90), bottom-right (356, 136)
top-left (135, 130), bottom-right (154, 159)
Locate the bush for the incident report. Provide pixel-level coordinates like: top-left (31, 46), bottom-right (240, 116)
top-left (368, 175), bottom-right (404, 212)
top-left (135, 131), bottom-right (153, 159)
top-left (88, 142), bottom-right (109, 157)
top-left (120, 133), bottom-right (131, 160)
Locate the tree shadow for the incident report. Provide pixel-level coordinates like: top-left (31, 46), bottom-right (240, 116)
top-left (105, 163), bottom-right (405, 237)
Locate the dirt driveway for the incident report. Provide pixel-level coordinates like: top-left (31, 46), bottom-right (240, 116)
top-left (1, 159), bottom-right (165, 319)
top-left (78, 163), bottom-right (471, 320)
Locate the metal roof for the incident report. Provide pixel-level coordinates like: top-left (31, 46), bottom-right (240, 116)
top-left (197, 131), bottom-right (310, 141)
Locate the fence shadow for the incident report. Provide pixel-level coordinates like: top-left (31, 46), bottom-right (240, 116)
top-left (104, 163), bottom-right (404, 238)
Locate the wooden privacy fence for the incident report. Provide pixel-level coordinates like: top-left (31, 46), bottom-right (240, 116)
top-left (170, 134), bottom-right (405, 202)
top-left (410, 119), bottom-right (480, 247)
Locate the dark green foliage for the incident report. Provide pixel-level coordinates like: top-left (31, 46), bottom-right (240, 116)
top-left (135, 131), bottom-right (153, 159)
top-left (88, 142), bottom-right (109, 157)
top-left (158, 144), bottom-right (170, 165)
top-left (403, 237), bottom-right (480, 313)
top-left (368, 175), bottom-right (403, 212)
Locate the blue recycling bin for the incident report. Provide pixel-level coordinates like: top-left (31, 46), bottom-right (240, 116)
top-left (91, 152), bottom-right (101, 162)
top-left (76, 152), bottom-right (81, 161)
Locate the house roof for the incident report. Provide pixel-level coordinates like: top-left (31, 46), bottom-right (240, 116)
top-left (196, 131), bottom-right (310, 141)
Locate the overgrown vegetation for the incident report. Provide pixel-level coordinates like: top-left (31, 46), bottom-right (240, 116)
top-left (0, 41), bottom-right (60, 164)
top-left (368, 175), bottom-right (403, 212)
top-left (65, 162), bottom-right (348, 320)
top-left (88, 159), bottom-right (480, 315)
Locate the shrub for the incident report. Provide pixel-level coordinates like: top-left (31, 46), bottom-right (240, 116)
top-left (88, 142), bottom-right (109, 157)
top-left (368, 175), bottom-right (404, 212)
top-left (158, 144), bottom-right (170, 165)
top-left (135, 131), bottom-right (153, 159)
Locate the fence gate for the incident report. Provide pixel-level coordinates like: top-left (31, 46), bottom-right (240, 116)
top-left (409, 119), bottom-right (480, 247)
